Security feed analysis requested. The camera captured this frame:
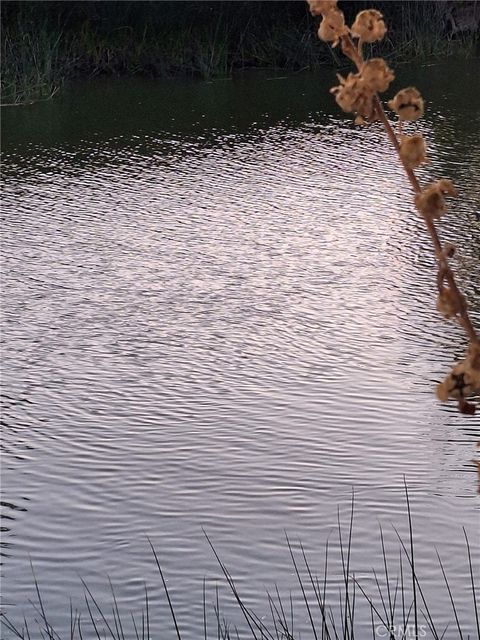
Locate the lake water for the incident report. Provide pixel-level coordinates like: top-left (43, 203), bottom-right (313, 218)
top-left (1, 61), bottom-right (480, 638)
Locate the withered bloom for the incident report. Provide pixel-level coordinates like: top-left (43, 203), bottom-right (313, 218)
top-left (330, 72), bottom-right (375, 120)
top-left (388, 87), bottom-right (424, 121)
top-left (307, 0), bottom-right (338, 16)
top-left (318, 8), bottom-right (348, 46)
top-left (351, 9), bottom-right (387, 43)
top-left (361, 58), bottom-right (394, 93)
top-left (399, 134), bottom-right (427, 169)
top-left (415, 179), bottom-right (458, 219)
top-left (437, 342), bottom-right (480, 407)
top-left (436, 363), bottom-right (474, 401)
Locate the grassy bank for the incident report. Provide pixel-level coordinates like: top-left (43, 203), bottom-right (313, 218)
top-left (2, 489), bottom-right (479, 639)
top-left (1, 1), bottom-right (479, 105)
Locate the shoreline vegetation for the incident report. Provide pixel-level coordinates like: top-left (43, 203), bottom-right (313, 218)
top-left (2, 488), bottom-right (479, 639)
top-left (1, 0), bottom-right (479, 105)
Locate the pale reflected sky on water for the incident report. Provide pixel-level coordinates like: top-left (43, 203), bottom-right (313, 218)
top-left (1, 62), bottom-right (479, 638)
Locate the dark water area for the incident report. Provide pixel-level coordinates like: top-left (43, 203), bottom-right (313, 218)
top-left (1, 61), bottom-right (480, 638)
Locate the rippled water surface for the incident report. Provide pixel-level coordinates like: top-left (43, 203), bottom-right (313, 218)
top-left (1, 62), bottom-right (480, 638)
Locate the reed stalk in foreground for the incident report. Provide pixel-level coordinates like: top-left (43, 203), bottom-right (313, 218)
top-left (2, 485), bottom-right (478, 639)
top-left (307, 0), bottom-right (480, 415)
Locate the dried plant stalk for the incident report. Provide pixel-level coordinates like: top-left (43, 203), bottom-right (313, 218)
top-left (307, 1), bottom-right (479, 414)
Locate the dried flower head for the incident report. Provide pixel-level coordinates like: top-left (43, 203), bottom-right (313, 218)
top-left (436, 362), bottom-right (477, 401)
top-left (437, 286), bottom-right (466, 320)
top-left (399, 134), bottom-right (427, 169)
top-left (415, 179), bottom-right (458, 219)
top-left (307, 0), bottom-right (338, 16)
top-left (351, 9), bottom-right (387, 43)
top-left (360, 58), bottom-right (394, 93)
top-left (437, 342), bottom-right (480, 409)
top-left (388, 87), bottom-right (424, 121)
top-left (318, 8), bottom-right (348, 46)
top-left (330, 72), bottom-right (375, 120)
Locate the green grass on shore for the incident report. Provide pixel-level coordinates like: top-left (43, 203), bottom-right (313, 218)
top-left (1, 1), bottom-right (479, 105)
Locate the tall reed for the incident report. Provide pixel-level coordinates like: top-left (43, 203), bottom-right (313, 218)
top-left (1, 485), bottom-right (478, 639)
top-left (1, 1), bottom-right (478, 105)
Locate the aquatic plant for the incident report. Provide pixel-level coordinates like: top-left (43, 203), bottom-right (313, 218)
top-left (1, 485), bottom-right (478, 639)
top-left (1, 1), bottom-right (478, 105)
top-left (307, 0), bottom-right (480, 415)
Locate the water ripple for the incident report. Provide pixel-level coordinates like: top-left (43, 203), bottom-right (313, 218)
top-left (1, 66), bottom-right (479, 637)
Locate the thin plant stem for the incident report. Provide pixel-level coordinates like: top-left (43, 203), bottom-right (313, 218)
top-left (340, 32), bottom-right (478, 346)
top-left (463, 527), bottom-right (480, 637)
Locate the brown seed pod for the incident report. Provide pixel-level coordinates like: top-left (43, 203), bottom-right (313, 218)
top-left (351, 9), bottom-right (387, 43)
top-left (399, 134), bottom-right (427, 169)
top-left (388, 87), bottom-right (424, 121)
top-left (415, 179), bottom-right (458, 219)
top-left (307, 0), bottom-right (338, 16)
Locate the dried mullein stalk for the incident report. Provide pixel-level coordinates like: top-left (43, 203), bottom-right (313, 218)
top-left (307, 1), bottom-right (479, 414)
